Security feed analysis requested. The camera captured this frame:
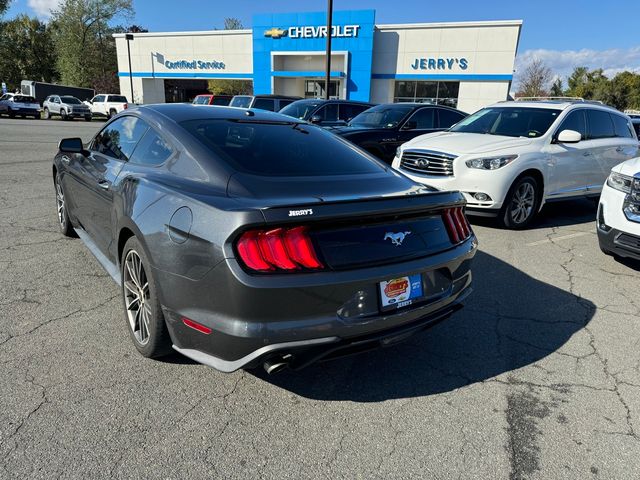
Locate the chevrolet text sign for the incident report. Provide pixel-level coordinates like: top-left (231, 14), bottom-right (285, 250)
top-left (264, 24), bottom-right (360, 39)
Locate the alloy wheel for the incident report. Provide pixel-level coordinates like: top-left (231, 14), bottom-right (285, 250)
top-left (123, 250), bottom-right (152, 346)
top-left (510, 182), bottom-right (535, 224)
top-left (55, 180), bottom-right (66, 228)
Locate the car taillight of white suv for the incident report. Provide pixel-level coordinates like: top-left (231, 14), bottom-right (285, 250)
top-left (597, 158), bottom-right (640, 261)
top-left (392, 100), bottom-right (640, 229)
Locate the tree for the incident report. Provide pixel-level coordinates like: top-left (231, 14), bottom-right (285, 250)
top-left (207, 79), bottom-right (252, 95)
top-left (0, 15), bottom-right (58, 90)
top-left (566, 67), bottom-right (609, 99)
top-left (223, 17), bottom-right (243, 30)
top-left (0, 0), bottom-right (10, 17)
top-left (50, 0), bottom-right (133, 89)
top-left (550, 78), bottom-right (564, 97)
top-left (516, 58), bottom-right (552, 98)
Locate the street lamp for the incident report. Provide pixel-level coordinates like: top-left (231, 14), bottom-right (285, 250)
top-left (324, 0), bottom-right (333, 100)
top-left (125, 33), bottom-right (134, 103)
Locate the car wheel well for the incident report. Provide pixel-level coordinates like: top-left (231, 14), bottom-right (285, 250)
top-left (118, 228), bottom-right (136, 262)
top-left (514, 169), bottom-right (544, 192)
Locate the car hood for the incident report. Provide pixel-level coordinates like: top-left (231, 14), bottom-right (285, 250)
top-left (402, 131), bottom-right (535, 155)
top-left (227, 170), bottom-right (433, 206)
top-left (612, 157), bottom-right (640, 177)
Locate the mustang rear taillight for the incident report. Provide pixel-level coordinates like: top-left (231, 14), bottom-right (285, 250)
top-left (236, 226), bottom-right (323, 272)
top-left (442, 207), bottom-right (472, 244)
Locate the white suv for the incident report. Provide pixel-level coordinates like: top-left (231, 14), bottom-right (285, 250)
top-left (597, 158), bottom-right (640, 261)
top-left (393, 101), bottom-right (639, 228)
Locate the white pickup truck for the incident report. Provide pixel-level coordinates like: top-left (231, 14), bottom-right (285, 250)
top-left (84, 94), bottom-right (133, 118)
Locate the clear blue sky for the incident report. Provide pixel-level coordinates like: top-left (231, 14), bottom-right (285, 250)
top-left (5, 0), bottom-right (640, 80)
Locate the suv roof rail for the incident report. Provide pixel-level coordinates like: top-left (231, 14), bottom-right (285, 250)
top-left (624, 109), bottom-right (640, 115)
top-left (513, 96), bottom-right (606, 106)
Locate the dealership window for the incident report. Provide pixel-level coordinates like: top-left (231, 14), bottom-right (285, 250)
top-left (394, 81), bottom-right (460, 108)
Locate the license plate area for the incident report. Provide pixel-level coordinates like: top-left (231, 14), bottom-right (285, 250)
top-left (378, 274), bottom-right (425, 312)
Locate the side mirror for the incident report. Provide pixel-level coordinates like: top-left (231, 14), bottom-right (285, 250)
top-left (557, 129), bottom-right (582, 143)
top-left (402, 120), bottom-right (418, 130)
top-left (59, 137), bottom-right (85, 154)
top-left (309, 115), bottom-right (323, 124)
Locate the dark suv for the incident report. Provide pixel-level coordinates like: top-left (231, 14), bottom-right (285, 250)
top-left (331, 103), bottom-right (467, 164)
top-left (229, 94), bottom-right (301, 112)
top-left (280, 99), bottom-right (375, 127)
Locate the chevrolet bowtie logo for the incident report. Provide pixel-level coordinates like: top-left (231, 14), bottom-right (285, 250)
top-left (264, 27), bottom-right (287, 39)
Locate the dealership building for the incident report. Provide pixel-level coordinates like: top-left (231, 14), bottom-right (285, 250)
top-left (114, 10), bottom-right (522, 113)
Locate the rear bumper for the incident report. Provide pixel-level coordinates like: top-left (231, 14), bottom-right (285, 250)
top-left (173, 287), bottom-right (470, 372)
top-left (159, 236), bottom-right (476, 372)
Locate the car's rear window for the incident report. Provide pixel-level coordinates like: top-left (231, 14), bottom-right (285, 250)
top-left (108, 95), bottom-right (128, 103)
top-left (14, 95), bottom-right (37, 103)
top-left (180, 119), bottom-right (385, 177)
top-left (212, 96), bottom-right (231, 106)
top-left (61, 96), bottom-right (82, 104)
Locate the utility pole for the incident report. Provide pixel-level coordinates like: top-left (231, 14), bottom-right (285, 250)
top-left (126, 33), bottom-right (134, 103)
top-left (324, 0), bottom-right (333, 100)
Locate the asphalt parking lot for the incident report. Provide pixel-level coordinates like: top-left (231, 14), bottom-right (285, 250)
top-left (1, 117), bottom-right (640, 479)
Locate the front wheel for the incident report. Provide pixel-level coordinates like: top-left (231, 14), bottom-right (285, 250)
top-left (121, 237), bottom-right (172, 358)
top-left (84, 115), bottom-right (92, 122)
top-left (499, 176), bottom-right (541, 229)
top-left (43, 107), bottom-right (50, 119)
top-left (60, 109), bottom-right (68, 120)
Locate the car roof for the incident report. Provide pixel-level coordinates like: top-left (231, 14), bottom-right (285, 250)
top-left (140, 103), bottom-right (303, 123)
top-left (489, 100), bottom-right (622, 113)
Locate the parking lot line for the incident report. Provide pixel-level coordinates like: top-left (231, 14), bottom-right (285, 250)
top-left (526, 231), bottom-right (590, 246)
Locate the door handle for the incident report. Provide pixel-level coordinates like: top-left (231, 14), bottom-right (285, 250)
top-left (97, 180), bottom-right (110, 190)
top-left (582, 152), bottom-right (592, 156)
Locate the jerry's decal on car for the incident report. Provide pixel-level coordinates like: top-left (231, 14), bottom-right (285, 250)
top-left (288, 209), bottom-right (314, 217)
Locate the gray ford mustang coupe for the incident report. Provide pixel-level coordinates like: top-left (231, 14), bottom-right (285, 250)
top-left (53, 104), bottom-right (476, 373)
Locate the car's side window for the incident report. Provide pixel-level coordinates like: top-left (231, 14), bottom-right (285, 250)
top-left (91, 116), bottom-right (150, 161)
top-left (586, 109), bottom-right (615, 140)
top-left (557, 110), bottom-right (587, 140)
top-left (611, 114), bottom-right (634, 139)
top-left (438, 108), bottom-right (466, 128)
top-left (253, 98), bottom-right (276, 111)
top-left (94, 95), bottom-right (105, 103)
top-left (406, 108), bottom-right (435, 129)
top-left (278, 99), bottom-right (295, 109)
top-left (316, 104), bottom-right (339, 121)
top-left (339, 104), bottom-right (368, 122)
top-left (128, 128), bottom-right (173, 166)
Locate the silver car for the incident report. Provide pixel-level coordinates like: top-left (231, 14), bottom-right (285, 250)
top-left (43, 95), bottom-right (92, 121)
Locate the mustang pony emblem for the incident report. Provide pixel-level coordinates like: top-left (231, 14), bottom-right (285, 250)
top-left (384, 231), bottom-right (411, 246)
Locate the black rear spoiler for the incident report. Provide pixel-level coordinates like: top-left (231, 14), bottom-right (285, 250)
top-left (259, 190), bottom-right (466, 225)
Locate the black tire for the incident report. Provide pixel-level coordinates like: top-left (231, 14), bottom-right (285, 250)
top-left (60, 109), bottom-right (68, 120)
top-left (84, 115), bottom-right (92, 122)
top-left (33, 113), bottom-right (40, 119)
top-left (108, 108), bottom-right (117, 119)
top-left (8, 110), bottom-right (15, 118)
top-left (121, 236), bottom-right (172, 358)
top-left (499, 175), bottom-right (541, 229)
top-left (43, 107), bottom-right (50, 119)
top-left (54, 174), bottom-right (77, 237)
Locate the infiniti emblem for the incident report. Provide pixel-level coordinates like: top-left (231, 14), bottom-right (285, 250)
top-left (384, 231), bottom-right (411, 246)
top-left (416, 158), bottom-right (430, 168)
